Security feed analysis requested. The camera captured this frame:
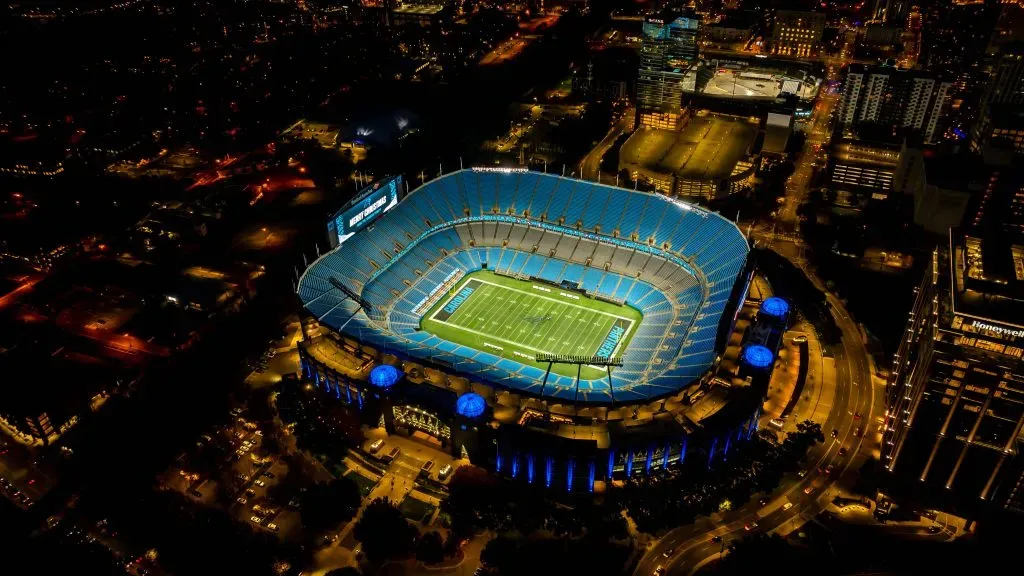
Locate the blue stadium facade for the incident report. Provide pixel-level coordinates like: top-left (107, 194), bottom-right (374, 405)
top-left (295, 169), bottom-right (761, 489)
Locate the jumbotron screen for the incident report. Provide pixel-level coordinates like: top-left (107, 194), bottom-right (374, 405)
top-left (327, 175), bottom-right (402, 248)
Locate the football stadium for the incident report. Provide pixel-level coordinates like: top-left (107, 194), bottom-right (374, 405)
top-left (295, 169), bottom-right (782, 490)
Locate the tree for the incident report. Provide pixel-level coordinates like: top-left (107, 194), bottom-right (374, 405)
top-left (299, 478), bottom-right (361, 533)
top-left (353, 498), bottom-right (417, 564)
top-left (442, 465), bottom-right (498, 538)
top-left (415, 531), bottom-right (446, 564)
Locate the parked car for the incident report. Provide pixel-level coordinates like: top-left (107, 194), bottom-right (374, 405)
top-left (420, 461), bottom-right (434, 477)
top-left (438, 463), bottom-right (453, 481)
top-left (382, 446), bottom-right (400, 463)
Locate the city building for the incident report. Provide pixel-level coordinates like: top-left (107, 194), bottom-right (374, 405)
top-left (872, 0), bottom-right (912, 25)
top-left (838, 64), bottom-right (953, 144)
top-left (770, 10), bottom-right (825, 58)
top-left (636, 12), bottom-right (701, 129)
top-left (883, 231), bottom-right (1024, 515)
top-left (982, 45), bottom-right (1024, 107)
top-left (828, 138), bottom-right (901, 200)
top-left (973, 45), bottom-right (1024, 151)
top-left (972, 103), bottom-right (1024, 155)
top-left (895, 142), bottom-right (1024, 236)
top-left (618, 113), bottom-right (760, 200)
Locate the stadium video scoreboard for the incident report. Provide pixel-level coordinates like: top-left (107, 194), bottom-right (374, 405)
top-left (326, 175), bottom-right (403, 248)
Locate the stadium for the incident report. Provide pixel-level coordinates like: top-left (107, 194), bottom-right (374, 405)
top-left (296, 169), bottom-right (778, 490)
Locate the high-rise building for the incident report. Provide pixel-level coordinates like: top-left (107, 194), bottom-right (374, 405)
top-left (883, 232), bottom-right (1024, 514)
top-left (838, 64), bottom-right (953, 143)
top-left (636, 12), bottom-right (701, 129)
top-left (972, 44), bottom-right (1024, 151)
top-left (983, 47), bottom-right (1024, 106)
top-left (872, 0), bottom-right (911, 25)
top-left (770, 10), bottom-right (825, 57)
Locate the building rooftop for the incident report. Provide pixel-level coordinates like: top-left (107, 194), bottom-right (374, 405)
top-left (949, 231), bottom-right (1024, 329)
top-left (619, 114), bottom-right (757, 181)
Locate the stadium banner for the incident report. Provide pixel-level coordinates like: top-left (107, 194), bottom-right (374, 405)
top-left (327, 175), bottom-right (403, 248)
top-left (411, 269), bottom-right (464, 315)
top-left (433, 280), bottom-right (481, 322)
top-left (596, 319), bottom-right (632, 359)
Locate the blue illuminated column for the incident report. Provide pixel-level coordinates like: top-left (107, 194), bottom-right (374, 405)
top-left (662, 441), bottom-right (670, 468)
top-left (680, 438), bottom-right (688, 464)
top-left (567, 459), bottom-right (575, 492)
top-left (527, 454), bottom-right (535, 484)
top-left (356, 390), bottom-right (363, 410)
top-left (625, 449), bottom-right (634, 476)
top-left (496, 446), bottom-right (503, 473)
top-left (545, 457), bottom-right (553, 488)
top-left (707, 437), bottom-right (718, 470)
top-left (723, 434), bottom-right (732, 458)
top-left (511, 453), bottom-right (520, 479)
top-left (325, 373), bottom-right (335, 394)
top-left (345, 381), bottom-right (352, 404)
top-left (645, 444), bottom-right (654, 475)
top-left (334, 377), bottom-right (342, 399)
top-left (588, 461), bottom-right (595, 492)
top-left (746, 407), bottom-right (760, 439)
top-left (607, 450), bottom-right (615, 478)
top-left (735, 426), bottom-right (743, 443)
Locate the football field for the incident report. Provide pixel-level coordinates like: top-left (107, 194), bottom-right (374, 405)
top-left (419, 271), bottom-right (643, 379)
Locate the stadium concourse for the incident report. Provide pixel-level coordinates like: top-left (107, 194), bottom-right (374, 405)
top-left (295, 169), bottom-right (779, 490)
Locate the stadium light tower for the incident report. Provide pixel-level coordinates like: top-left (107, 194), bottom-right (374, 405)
top-left (535, 354), bottom-right (624, 403)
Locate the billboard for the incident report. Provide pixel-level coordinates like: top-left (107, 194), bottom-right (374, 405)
top-left (327, 175), bottom-right (403, 248)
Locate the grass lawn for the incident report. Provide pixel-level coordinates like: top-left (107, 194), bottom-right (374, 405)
top-left (420, 270), bottom-right (642, 380)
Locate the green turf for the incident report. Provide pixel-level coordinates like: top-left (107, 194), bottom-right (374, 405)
top-left (419, 270), bottom-right (643, 380)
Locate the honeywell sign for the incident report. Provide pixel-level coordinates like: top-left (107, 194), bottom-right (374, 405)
top-left (971, 320), bottom-right (1024, 340)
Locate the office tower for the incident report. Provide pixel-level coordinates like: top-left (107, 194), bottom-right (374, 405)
top-left (884, 232), bottom-right (1024, 513)
top-left (838, 65), bottom-right (953, 143)
top-left (636, 12), bottom-right (701, 129)
top-left (872, 0), bottom-right (911, 25)
top-left (972, 44), bottom-right (1024, 151)
top-left (770, 10), bottom-right (825, 57)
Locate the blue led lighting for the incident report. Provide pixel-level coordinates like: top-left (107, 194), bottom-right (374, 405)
top-left (708, 437), bottom-right (718, 470)
top-left (645, 445), bottom-right (653, 474)
top-left (588, 461), bottom-right (595, 492)
top-left (567, 459), bottom-right (575, 492)
top-left (496, 449), bottom-right (503, 473)
top-left (662, 442), bottom-right (670, 468)
top-left (527, 454), bottom-right (535, 484)
top-left (369, 364), bottom-right (400, 388)
top-left (607, 450), bottom-right (615, 478)
top-left (511, 454), bottom-right (519, 479)
top-left (680, 438), bottom-right (687, 464)
top-left (625, 450), bottom-right (634, 476)
top-left (455, 392), bottom-right (486, 419)
top-left (545, 457), bottom-right (553, 487)
top-left (760, 297), bottom-right (789, 318)
top-left (742, 345), bottom-right (774, 369)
